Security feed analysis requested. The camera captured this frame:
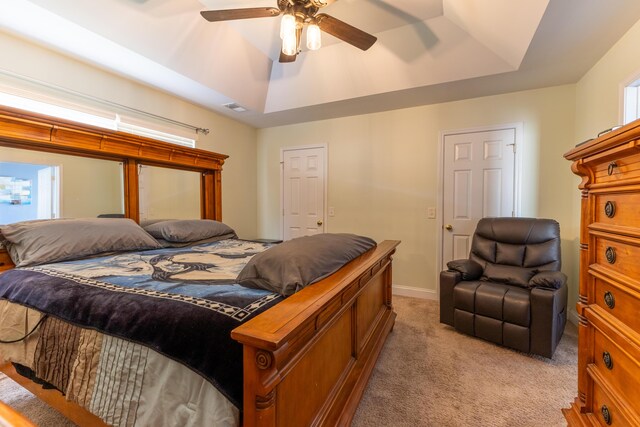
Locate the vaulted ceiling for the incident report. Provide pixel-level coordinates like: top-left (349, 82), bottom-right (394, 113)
top-left (2, 0), bottom-right (640, 128)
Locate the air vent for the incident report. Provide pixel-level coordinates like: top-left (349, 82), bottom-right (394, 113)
top-left (223, 103), bottom-right (247, 113)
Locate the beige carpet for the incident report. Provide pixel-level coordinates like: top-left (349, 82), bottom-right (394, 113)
top-left (353, 296), bottom-right (577, 427)
top-left (0, 296), bottom-right (577, 426)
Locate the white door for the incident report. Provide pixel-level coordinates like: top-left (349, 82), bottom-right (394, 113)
top-left (282, 147), bottom-right (326, 240)
top-left (36, 166), bottom-right (59, 219)
top-left (442, 128), bottom-right (516, 268)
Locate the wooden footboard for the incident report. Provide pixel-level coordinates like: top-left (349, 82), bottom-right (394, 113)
top-left (232, 240), bottom-right (400, 427)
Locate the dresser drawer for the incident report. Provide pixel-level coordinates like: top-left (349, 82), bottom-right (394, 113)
top-left (591, 150), bottom-right (640, 186)
top-left (594, 192), bottom-right (640, 229)
top-left (593, 328), bottom-right (640, 412)
top-left (593, 236), bottom-right (640, 281)
top-left (0, 250), bottom-right (14, 272)
top-left (593, 384), bottom-right (632, 427)
top-left (593, 277), bottom-right (640, 334)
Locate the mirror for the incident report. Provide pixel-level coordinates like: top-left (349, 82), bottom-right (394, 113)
top-left (138, 165), bottom-right (200, 221)
top-left (0, 146), bottom-right (124, 224)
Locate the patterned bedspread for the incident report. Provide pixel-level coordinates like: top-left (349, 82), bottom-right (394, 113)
top-left (0, 239), bottom-right (283, 410)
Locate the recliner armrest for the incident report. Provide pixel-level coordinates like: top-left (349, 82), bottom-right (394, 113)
top-left (529, 271), bottom-right (567, 290)
top-left (447, 259), bottom-right (483, 280)
top-left (440, 269), bottom-right (463, 326)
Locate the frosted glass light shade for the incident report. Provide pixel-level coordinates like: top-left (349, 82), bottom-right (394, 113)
top-left (306, 24), bottom-right (321, 50)
top-left (282, 32), bottom-right (297, 56)
top-left (280, 14), bottom-right (295, 40)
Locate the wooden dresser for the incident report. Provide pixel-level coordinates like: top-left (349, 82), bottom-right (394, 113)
top-left (564, 120), bottom-right (640, 426)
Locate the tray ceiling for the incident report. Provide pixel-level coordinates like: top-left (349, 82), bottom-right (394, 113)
top-left (1, 0), bottom-right (640, 127)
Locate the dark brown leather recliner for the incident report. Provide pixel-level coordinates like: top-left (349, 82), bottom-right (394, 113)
top-left (440, 217), bottom-right (568, 358)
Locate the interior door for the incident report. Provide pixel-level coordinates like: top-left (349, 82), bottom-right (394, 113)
top-left (282, 147), bottom-right (325, 240)
top-left (36, 166), bottom-right (59, 219)
top-left (442, 128), bottom-right (516, 269)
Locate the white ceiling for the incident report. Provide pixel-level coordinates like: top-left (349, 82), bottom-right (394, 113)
top-left (1, 0), bottom-right (640, 128)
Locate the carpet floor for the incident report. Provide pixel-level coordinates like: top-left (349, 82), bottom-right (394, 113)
top-left (353, 296), bottom-right (577, 427)
top-left (0, 296), bottom-right (577, 426)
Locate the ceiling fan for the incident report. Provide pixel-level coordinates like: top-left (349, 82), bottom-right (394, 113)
top-left (200, 0), bottom-right (377, 63)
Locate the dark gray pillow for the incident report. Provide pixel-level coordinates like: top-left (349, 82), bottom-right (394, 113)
top-left (154, 233), bottom-right (237, 248)
top-left (236, 233), bottom-right (376, 296)
top-left (0, 218), bottom-right (161, 267)
top-left (143, 219), bottom-right (236, 243)
top-left (446, 259), bottom-right (483, 280)
top-left (529, 271), bottom-right (567, 289)
top-left (481, 263), bottom-right (536, 288)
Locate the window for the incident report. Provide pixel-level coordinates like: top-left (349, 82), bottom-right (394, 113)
top-left (623, 77), bottom-right (640, 124)
top-left (0, 83), bottom-right (197, 148)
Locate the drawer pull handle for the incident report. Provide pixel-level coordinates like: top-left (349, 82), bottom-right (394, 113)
top-left (603, 351), bottom-right (613, 370)
top-left (601, 405), bottom-right (612, 425)
top-left (604, 201), bottom-right (616, 218)
top-left (607, 162), bottom-right (618, 176)
top-left (0, 262), bottom-right (4, 267)
top-left (604, 291), bottom-right (616, 309)
top-left (605, 247), bottom-right (616, 264)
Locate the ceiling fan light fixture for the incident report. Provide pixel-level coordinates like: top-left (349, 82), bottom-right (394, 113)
top-left (280, 13), bottom-right (295, 40)
top-left (306, 23), bottom-right (321, 51)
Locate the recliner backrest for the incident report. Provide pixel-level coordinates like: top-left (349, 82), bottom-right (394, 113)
top-left (469, 218), bottom-right (561, 286)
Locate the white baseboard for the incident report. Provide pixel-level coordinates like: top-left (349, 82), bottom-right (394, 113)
top-left (568, 308), bottom-right (579, 326)
top-left (392, 285), bottom-right (438, 300)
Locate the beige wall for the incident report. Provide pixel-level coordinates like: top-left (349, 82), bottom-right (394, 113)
top-left (0, 31), bottom-right (258, 237)
top-left (140, 166), bottom-right (200, 220)
top-left (257, 85), bottom-right (578, 298)
top-left (575, 18), bottom-right (640, 141)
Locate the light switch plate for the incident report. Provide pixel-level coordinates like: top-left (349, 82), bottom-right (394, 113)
top-left (427, 207), bottom-right (436, 219)
top-left (328, 207), bottom-right (335, 217)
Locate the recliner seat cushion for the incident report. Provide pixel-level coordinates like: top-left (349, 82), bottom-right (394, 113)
top-left (454, 281), bottom-right (531, 327)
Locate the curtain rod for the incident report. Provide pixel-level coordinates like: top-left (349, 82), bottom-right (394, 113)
top-left (0, 68), bottom-right (210, 135)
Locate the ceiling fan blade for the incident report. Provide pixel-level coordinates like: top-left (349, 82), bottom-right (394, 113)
top-left (311, 0), bottom-right (338, 7)
top-left (279, 51), bottom-right (297, 63)
top-left (200, 7), bottom-right (280, 22)
top-left (316, 13), bottom-right (377, 51)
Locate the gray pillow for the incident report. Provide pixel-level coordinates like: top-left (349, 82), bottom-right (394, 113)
top-left (236, 233), bottom-right (376, 296)
top-left (0, 218), bottom-right (161, 267)
top-left (155, 233), bottom-right (237, 248)
top-left (143, 219), bottom-right (236, 243)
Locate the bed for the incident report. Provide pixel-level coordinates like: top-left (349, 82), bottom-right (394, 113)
top-left (0, 107), bottom-right (400, 426)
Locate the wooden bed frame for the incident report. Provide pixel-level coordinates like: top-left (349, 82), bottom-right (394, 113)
top-left (0, 106), bottom-right (399, 426)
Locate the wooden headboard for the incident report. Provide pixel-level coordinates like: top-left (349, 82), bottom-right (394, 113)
top-left (0, 106), bottom-right (228, 222)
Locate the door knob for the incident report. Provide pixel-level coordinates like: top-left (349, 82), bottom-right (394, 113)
top-left (317, 220), bottom-right (323, 226)
top-left (445, 224), bottom-right (453, 231)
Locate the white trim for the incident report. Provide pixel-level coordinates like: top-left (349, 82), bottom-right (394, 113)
top-left (618, 68), bottom-right (640, 125)
top-left (436, 122), bottom-right (524, 296)
top-left (279, 144), bottom-right (328, 241)
top-left (392, 285), bottom-right (438, 300)
top-left (568, 308), bottom-right (579, 327)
